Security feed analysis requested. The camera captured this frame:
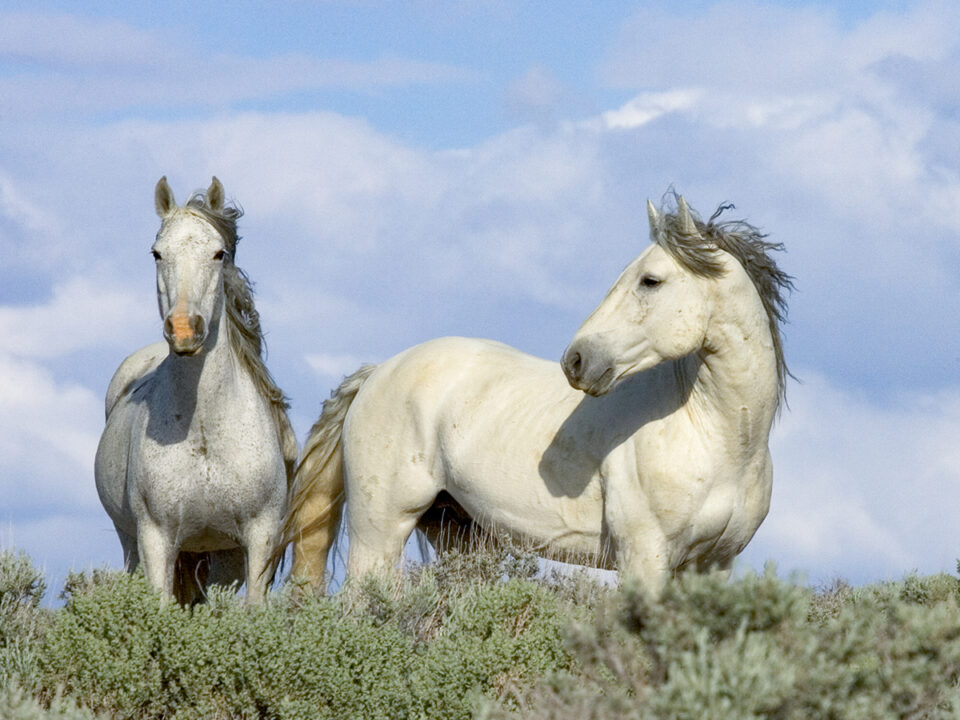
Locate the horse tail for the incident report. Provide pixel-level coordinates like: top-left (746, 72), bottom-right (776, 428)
top-left (275, 364), bottom-right (377, 591)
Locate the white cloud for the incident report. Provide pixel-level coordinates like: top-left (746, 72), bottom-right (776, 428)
top-left (0, 11), bottom-right (168, 67)
top-left (0, 171), bottom-right (68, 268)
top-left (505, 65), bottom-right (565, 125)
top-left (0, 353), bottom-right (102, 514)
top-left (595, 0), bottom-right (960, 236)
top-left (0, 11), bottom-right (475, 120)
top-left (599, 89), bottom-right (703, 130)
top-left (742, 373), bottom-right (960, 583)
top-left (0, 172), bottom-right (58, 237)
top-left (305, 352), bottom-right (372, 381)
top-left (0, 277), bottom-right (149, 358)
top-left (602, 1), bottom-right (960, 95)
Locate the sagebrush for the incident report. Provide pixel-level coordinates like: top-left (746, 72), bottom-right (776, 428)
top-left (2, 548), bottom-right (959, 719)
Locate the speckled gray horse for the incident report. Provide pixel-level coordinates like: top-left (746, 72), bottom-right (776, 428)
top-left (95, 177), bottom-right (297, 604)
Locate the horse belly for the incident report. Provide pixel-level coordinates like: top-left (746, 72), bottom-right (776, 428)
top-left (94, 396), bottom-right (144, 537)
top-left (442, 448), bottom-right (607, 562)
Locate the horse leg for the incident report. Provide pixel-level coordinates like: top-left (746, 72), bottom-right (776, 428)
top-left (242, 515), bottom-right (281, 604)
top-left (136, 520), bottom-right (177, 602)
top-left (602, 481), bottom-right (670, 600)
top-left (347, 512), bottom-right (422, 584)
top-left (616, 538), bottom-right (670, 600)
top-left (345, 469), bottom-right (438, 583)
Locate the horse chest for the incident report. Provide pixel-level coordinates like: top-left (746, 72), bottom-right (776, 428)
top-left (614, 425), bottom-right (769, 564)
top-left (132, 409), bottom-right (283, 523)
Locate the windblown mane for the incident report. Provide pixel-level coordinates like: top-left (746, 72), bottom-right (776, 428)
top-left (183, 191), bottom-right (298, 486)
top-left (653, 195), bottom-right (794, 408)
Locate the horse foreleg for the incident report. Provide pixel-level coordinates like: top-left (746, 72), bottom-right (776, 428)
top-left (137, 520), bottom-right (177, 603)
top-left (602, 481), bottom-right (670, 601)
top-left (243, 516), bottom-right (280, 604)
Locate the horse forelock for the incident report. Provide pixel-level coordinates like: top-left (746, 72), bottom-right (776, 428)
top-left (184, 191), bottom-right (243, 256)
top-left (176, 190), bottom-right (298, 485)
top-left (653, 196), bottom-right (794, 408)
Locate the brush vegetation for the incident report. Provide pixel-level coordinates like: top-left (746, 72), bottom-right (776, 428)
top-left (1, 545), bottom-right (959, 719)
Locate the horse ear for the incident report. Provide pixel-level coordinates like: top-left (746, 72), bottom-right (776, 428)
top-left (207, 177), bottom-right (224, 212)
top-left (677, 196), bottom-right (699, 237)
top-left (647, 199), bottom-right (661, 239)
top-left (155, 176), bottom-right (176, 217)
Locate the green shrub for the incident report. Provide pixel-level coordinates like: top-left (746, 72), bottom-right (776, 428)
top-left (0, 683), bottom-right (105, 720)
top-left (489, 569), bottom-right (960, 720)
top-left (4, 545), bottom-right (960, 720)
top-left (36, 554), bottom-right (575, 720)
top-left (41, 571), bottom-right (419, 719)
top-left (0, 551), bottom-right (51, 690)
top-left (0, 551), bottom-right (46, 611)
top-left (415, 579), bottom-right (574, 719)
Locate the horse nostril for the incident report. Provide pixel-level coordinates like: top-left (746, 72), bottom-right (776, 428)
top-left (565, 351), bottom-right (583, 380)
top-left (163, 315), bottom-right (175, 338)
top-left (192, 315), bottom-right (206, 339)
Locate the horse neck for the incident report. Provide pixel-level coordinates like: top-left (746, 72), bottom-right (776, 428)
top-left (163, 307), bottom-right (244, 411)
top-left (682, 283), bottom-right (779, 448)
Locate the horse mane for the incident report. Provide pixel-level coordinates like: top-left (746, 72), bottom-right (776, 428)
top-left (653, 194), bottom-right (794, 409)
top-left (182, 191), bottom-right (298, 487)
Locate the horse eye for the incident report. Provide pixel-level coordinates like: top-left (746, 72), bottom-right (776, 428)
top-left (151, 250), bottom-right (162, 261)
top-left (640, 275), bottom-right (661, 288)
top-left (213, 250), bottom-right (225, 261)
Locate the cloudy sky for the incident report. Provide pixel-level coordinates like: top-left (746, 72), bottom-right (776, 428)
top-left (2, 0), bottom-right (959, 596)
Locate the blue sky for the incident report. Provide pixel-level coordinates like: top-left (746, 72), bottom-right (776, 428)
top-left (2, 0), bottom-right (959, 595)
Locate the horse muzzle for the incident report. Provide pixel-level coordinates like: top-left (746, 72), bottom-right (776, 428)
top-left (163, 312), bottom-right (207, 355)
top-left (562, 341), bottom-right (616, 397)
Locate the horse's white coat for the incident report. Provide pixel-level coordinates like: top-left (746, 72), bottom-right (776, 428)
top-left (95, 178), bottom-right (290, 603)
top-left (286, 196), bottom-right (786, 598)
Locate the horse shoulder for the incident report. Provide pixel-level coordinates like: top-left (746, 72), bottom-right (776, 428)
top-left (617, 412), bottom-right (772, 566)
top-left (104, 341), bottom-right (168, 418)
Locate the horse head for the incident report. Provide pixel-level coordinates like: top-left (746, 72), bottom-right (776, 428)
top-left (562, 196), bottom-right (720, 397)
top-left (151, 177), bottom-right (232, 356)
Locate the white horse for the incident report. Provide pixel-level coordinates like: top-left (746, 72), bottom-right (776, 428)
top-left (281, 195), bottom-right (791, 598)
top-left (95, 177), bottom-right (297, 604)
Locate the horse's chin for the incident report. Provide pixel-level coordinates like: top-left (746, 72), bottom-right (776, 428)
top-left (169, 342), bottom-right (205, 357)
top-left (581, 367), bottom-right (616, 397)
top-left (582, 362), bottom-right (650, 397)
